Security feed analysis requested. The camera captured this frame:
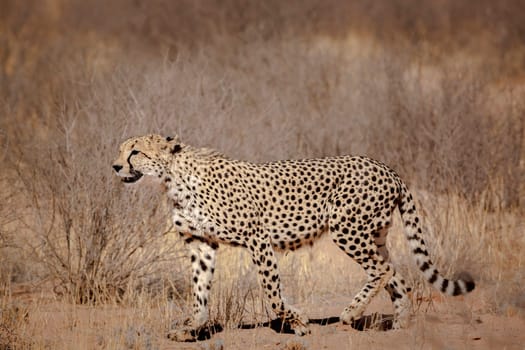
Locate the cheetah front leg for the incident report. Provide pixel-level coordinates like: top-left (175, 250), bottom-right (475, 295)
top-left (248, 236), bottom-right (310, 336)
top-left (168, 241), bottom-right (217, 342)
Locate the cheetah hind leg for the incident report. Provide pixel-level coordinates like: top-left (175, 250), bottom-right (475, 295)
top-left (339, 258), bottom-right (394, 326)
top-left (330, 223), bottom-right (394, 326)
top-left (375, 228), bottom-right (412, 329)
top-left (385, 271), bottom-right (412, 329)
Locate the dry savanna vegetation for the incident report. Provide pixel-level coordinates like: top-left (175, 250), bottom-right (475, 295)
top-left (1, 0), bottom-right (524, 349)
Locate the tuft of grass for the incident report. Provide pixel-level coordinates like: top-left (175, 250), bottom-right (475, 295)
top-left (0, 299), bottom-right (31, 349)
top-left (282, 337), bottom-right (309, 350)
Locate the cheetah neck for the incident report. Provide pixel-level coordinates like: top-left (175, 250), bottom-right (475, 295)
top-left (162, 146), bottom-right (227, 206)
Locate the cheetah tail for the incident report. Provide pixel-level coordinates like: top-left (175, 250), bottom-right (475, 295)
top-left (398, 183), bottom-right (475, 296)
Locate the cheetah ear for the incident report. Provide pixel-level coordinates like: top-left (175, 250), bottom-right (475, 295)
top-left (165, 135), bottom-right (181, 154)
top-left (171, 144), bottom-right (182, 154)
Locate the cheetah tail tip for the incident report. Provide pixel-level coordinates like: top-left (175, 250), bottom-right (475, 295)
top-left (466, 280), bottom-right (475, 292)
top-left (458, 271), bottom-right (476, 293)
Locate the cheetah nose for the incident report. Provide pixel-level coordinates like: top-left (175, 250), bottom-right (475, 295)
top-left (112, 164), bottom-right (123, 173)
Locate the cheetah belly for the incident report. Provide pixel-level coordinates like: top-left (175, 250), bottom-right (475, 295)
top-left (264, 210), bottom-right (329, 251)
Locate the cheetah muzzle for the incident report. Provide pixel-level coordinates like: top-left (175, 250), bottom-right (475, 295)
top-left (113, 134), bottom-right (476, 341)
top-left (121, 169), bottom-right (143, 183)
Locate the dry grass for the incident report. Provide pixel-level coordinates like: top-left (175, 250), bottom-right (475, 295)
top-left (1, 0), bottom-right (524, 348)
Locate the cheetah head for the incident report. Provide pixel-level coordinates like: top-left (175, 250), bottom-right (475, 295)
top-left (112, 134), bottom-right (183, 184)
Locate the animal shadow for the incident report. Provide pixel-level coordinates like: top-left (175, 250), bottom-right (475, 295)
top-left (175, 313), bottom-right (394, 341)
top-left (239, 312), bottom-right (394, 334)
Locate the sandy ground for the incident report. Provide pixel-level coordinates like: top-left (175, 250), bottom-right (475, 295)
top-left (163, 294), bottom-right (525, 350)
top-left (17, 238), bottom-right (524, 350)
top-left (23, 287), bottom-right (524, 350)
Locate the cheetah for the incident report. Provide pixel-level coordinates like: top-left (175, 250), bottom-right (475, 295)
top-left (112, 134), bottom-right (475, 341)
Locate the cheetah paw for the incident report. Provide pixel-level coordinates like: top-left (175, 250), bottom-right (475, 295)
top-left (340, 306), bottom-right (363, 325)
top-left (289, 314), bottom-right (311, 336)
top-left (391, 315), bottom-right (410, 330)
top-left (292, 322), bottom-right (311, 336)
top-left (167, 326), bottom-right (199, 342)
top-left (167, 319), bottom-right (212, 342)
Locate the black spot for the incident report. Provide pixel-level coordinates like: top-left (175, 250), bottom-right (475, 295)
top-left (441, 279), bottom-right (449, 293)
top-left (452, 282), bottom-right (462, 296)
top-left (199, 260), bottom-right (207, 272)
top-left (391, 291), bottom-right (403, 300)
top-left (428, 271), bottom-right (438, 284)
top-left (413, 247), bottom-right (428, 256)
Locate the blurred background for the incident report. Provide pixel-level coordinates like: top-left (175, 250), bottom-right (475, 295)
top-left (0, 1), bottom-right (524, 347)
top-left (1, 0), bottom-right (524, 192)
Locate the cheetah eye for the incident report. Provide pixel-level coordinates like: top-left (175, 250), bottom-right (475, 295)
top-left (130, 150), bottom-right (139, 155)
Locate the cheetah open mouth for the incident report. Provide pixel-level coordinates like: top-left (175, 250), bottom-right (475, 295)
top-left (121, 170), bottom-right (143, 183)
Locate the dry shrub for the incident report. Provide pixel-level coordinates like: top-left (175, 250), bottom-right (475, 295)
top-left (3, 77), bottom-right (190, 303)
top-left (363, 57), bottom-right (525, 208)
top-left (9, 142), bottom-right (186, 303)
